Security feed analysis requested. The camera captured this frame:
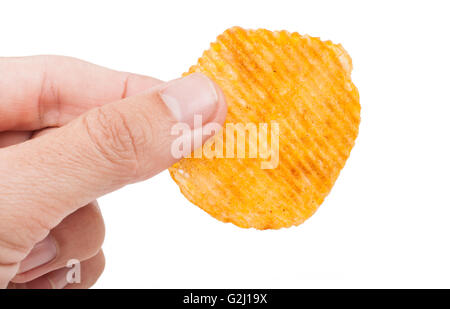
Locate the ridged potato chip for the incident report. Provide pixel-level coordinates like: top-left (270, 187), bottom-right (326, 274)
top-left (169, 27), bottom-right (360, 229)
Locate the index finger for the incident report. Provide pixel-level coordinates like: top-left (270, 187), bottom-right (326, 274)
top-left (0, 55), bottom-right (162, 131)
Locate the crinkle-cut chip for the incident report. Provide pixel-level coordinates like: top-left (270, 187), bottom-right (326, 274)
top-left (169, 27), bottom-right (360, 229)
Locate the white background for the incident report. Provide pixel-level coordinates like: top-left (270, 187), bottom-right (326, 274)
top-left (1, 0), bottom-right (450, 288)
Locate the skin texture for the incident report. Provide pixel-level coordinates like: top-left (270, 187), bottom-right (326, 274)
top-left (0, 56), bottom-right (227, 289)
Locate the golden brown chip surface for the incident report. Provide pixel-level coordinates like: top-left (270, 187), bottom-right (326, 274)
top-left (169, 27), bottom-right (360, 229)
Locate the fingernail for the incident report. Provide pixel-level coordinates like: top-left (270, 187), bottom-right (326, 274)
top-left (18, 236), bottom-right (57, 274)
top-left (159, 73), bottom-right (218, 128)
top-left (24, 268), bottom-right (69, 289)
top-left (24, 277), bottom-right (53, 289)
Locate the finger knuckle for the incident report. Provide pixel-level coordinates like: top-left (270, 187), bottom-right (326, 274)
top-left (83, 107), bottom-right (145, 177)
top-left (97, 251), bottom-right (106, 275)
top-left (87, 251), bottom-right (106, 288)
top-left (82, 205), bottom-right (106, 256)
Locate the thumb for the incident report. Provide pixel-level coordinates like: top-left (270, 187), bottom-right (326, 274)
top-left (0, 73), bottom-right (226, 244)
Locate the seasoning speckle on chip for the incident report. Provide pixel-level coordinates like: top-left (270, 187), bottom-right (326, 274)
top-left (169, 27), bottom-right (360, 229)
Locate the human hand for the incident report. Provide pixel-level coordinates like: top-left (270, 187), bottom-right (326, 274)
top-left (0, 56), bottom-right (227, 289)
